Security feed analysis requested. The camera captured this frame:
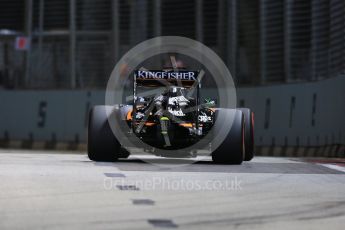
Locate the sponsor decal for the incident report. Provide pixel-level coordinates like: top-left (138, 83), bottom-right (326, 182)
top-left (198, 112), bottom-right (212, 122)
top-left (168, 96), bottom-right (189, 106)
top-left (135, 70), bottom-right (197, 81)
top-left (135, 112), bottom-right (145, 119)
top-left (168, 108), bottom-right (185, 116)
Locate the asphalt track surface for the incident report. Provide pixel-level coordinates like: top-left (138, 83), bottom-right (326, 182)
top-left (0, 149), bottom-right (344, 230)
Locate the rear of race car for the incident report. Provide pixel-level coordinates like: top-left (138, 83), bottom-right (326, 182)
top-left (87, 69), bottom-right (254, 164)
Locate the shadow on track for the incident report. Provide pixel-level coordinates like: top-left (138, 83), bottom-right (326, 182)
top-left (87, 155), bottom-right (344, 174)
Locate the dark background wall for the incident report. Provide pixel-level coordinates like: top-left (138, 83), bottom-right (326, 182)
top-left (0, 0), bottom-right (344, 89)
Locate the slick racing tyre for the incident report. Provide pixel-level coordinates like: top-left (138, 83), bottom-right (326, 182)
top-left (88, 106), bottom-right (122, 162)
top-left (238, 108), bottom-right (255, 161)
top-left (212, 109), bottom-right (245, 164)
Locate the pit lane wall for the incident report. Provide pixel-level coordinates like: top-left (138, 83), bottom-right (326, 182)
top-left (0, 75), bottom-right (344, 157)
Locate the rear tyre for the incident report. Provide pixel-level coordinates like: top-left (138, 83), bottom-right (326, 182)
top-left (88, 106), bottom-right (122, 162)
top-left (212, 109), bottom-right (245, 164)
top-left (238, 108), bottom-right (255, 161)
top-left (119, 147), bottom-right (130, 158)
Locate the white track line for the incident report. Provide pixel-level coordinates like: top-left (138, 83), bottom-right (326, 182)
top-left (318, 163), bottom-right (345, 173)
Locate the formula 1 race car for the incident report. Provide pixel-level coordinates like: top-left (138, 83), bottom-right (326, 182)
top-left (88, 70), bottom-right (254, 164)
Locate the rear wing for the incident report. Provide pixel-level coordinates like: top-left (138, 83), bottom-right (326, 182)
top-left (134, 70), bottom-right (199, 87)
top-left (133, 69), bottom-right (203, 128)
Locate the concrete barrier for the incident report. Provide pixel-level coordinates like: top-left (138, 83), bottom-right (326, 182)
top-left (238, 75), bottom-right (345, 147)
top-left (0, 75), bottom-right (344, 157)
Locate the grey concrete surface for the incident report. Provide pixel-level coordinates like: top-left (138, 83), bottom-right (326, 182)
top-left (0, 149), bottom-right (344, 230)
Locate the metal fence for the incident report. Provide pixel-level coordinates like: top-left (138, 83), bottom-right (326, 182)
top-left (0, 0), bottom-right (344, 89)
